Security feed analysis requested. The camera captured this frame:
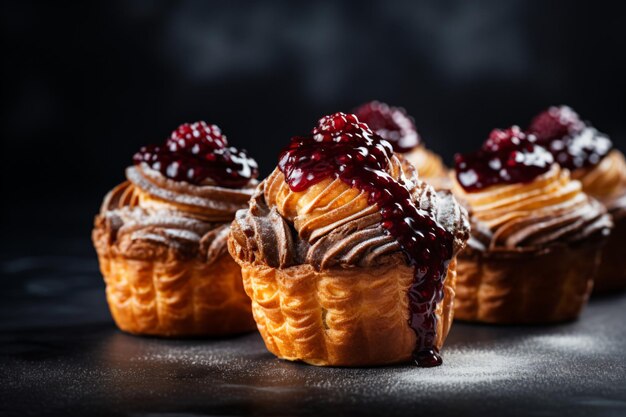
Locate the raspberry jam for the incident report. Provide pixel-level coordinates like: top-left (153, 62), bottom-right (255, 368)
top-left (354, 101), bottom-right (421, 153)
top-left (527, 106), bottom-right (612, 170)
top-left (279, 113), bottom-right (453, 367)
top-left (133, 121), bottom-right (258, 188)
top-left (454, 126), bottom-right (554, 192)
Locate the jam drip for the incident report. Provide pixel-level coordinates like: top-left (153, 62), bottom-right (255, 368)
top-left (528, 105), bottom-right (613, 170)
top-left (278, 112), bottom-right (453, 367)
top-left (354, 101), bottom-right (421, 153)
top-left (454, 126), bottom-right (554, 192)
top-left (133, 121), bottom-right (258, 188)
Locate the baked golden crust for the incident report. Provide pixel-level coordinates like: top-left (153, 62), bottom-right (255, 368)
top-left (231, 246), bottom-right (457, 366)
top-left (594, 214), bottom-right (626, 293)
top-left (94, 217), bottom-right (255, 336)
top-left (92, 163), bottom-right (258, 337)
top-left (228, 175), bottom-right (466, 365)
top-left (454, 242), bottom-right (600, 323)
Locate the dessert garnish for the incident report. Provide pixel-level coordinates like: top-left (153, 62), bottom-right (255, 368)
top-left (454, 126), bottom-right (554, 192)
top-left (278, 112), bottom-right (453, 367)
top-left (133, 121), bottom-right (258, 188)
top-left (528, 105), bottom-right (612, 170)
top-left (354, 101), bottom-right (420, 153)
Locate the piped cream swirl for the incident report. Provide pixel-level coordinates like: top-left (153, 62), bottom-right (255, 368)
top-left (571, 149), bottom-right (626, 214)
top-left (452, 164), bottom-right (612, 252)
top-left (97, 164), bottom-right (256, 260)
top-left (230, 157), bottom-right (469, 269)
top-left (124, 163), bottom-right (255, 222)
top-left (403, 145), bottom-right (448, 180)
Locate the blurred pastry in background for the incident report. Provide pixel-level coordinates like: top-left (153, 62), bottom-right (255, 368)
top-left (355, 101), bottom-right (449, 188)
top-left (92, 121), bottom-right (258, 336)
top-left (451, 125), bottom-right (612, 324)
top-left (528, 105), bottom-right (626, 293)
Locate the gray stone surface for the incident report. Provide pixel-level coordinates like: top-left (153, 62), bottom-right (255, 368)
top-left (1, 240), bottom-right (625, 416)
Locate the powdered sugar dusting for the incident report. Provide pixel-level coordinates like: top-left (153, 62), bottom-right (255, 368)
top-left (4, 248), bottom-right (626, 416)
top-left (398, 348), bottom-right (532, 385)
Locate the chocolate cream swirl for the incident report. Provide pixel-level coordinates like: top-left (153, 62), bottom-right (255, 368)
top-left (452, 164), bottom-right (612, 253)
top-left (95, 164), bottom-right (256, 261)
top-left (124, 163), bottom-right (255, 222)
top-left (230, 159), bottom-right (469, 270)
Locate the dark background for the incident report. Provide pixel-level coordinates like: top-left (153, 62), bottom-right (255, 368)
top-left (1, 0), bottom-right (625, 242)
top-left (2, 4), bottom-right (626, 416)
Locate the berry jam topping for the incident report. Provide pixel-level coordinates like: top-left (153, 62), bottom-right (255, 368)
top-left (527, 106), bottom-right (613, 170)
top-left (279, 112), bottom-right (453, 367)
top-left (528, 105), bottom-right (584, 141)
top-left (454, 126), bottom-right (554, 192)
top-left (132, 121), bottom-right (258, 188)
top-left (354, 101), bottom-right (421, 153)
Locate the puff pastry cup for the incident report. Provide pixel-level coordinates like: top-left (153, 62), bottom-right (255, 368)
top-left (528, 106), bottom-right (626, 293)
top-left (452, 126), bottom-right (613, 324)
top-left (455, 234), bottom-right (604, 324)
top-left (92, 122), bottom-right (258, 336)
top-left (228, 113), bottom-right (469, 366)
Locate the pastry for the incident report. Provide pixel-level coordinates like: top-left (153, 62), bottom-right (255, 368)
top-left (451, 125), bottom-right (612, 324)
top-left (528, 106), bottom-right (626, 292)
top-left (92, 121), bottom-right (258, 336)
top-left (355, 101), bottom-right (449, 188)
top-left (228, 112), bottom-right (469, 366)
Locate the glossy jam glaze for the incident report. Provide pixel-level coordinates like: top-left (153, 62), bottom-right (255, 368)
top-left (454, 126), bottom-right (554, 192)
top-left (354, 101), bottom-right (421, 153)
top-left (133, 121), bottom-right (258, 188)
top-left (279, 112), bottom-right (453, 367)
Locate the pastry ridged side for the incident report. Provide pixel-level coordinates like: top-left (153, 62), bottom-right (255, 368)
top-left (454, 243), bottom-right (601, 323)
top-left (235, 257), bottom-right (457, 366)
top-left (93, 223), bottom-right (255, 336)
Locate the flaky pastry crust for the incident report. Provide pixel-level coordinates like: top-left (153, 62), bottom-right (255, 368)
top-left (230, 238), bottom-right (457, 365)
top-left (94, 232), bottom-right (254, 336)
top-left (455, 242), bottom-right (600, 323)
top-left (93, 167), bottom-right (256, 336)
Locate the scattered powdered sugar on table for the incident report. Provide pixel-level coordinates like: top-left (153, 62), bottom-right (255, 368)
top-left (527, 334), bottom-right (600, 354)
top-left (4, 243), bottom-right (626, 416)
top-left (398, 348), bottom-right (533, 385)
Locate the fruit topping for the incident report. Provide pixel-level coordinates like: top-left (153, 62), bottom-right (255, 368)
top-left (528, 106), bottom-right (612, 170)
top-left (455, 126), bottom-right (554, 192)
top-left (133, 121), bottom-right (258, 188)
top-left (354, 101), bottom-right (421, 153)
